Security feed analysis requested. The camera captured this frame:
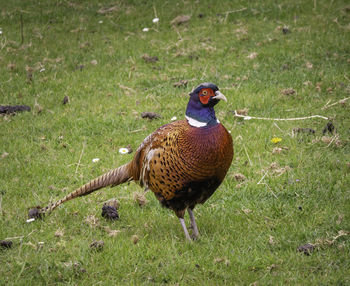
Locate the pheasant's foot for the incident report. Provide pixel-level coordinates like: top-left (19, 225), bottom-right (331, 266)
top-left (187, 209), bottom-right (199, 239)
top-left (179, 218), bottom-right (192, 242)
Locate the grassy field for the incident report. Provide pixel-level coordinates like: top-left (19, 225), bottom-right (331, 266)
top-left (1, 0), bottom-right (349, 284)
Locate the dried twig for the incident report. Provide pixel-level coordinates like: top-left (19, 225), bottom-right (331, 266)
top-left (75, 143), bottom-right (86, 174)
top-left (200, 64), bottom-right (208, 80)
top-left (257, 172), bottom-right (278, 199)
top-left (233, 110), bottom-right (329, 121)
top-left (325, 134), bottom-right (339, 148)
top-left (0, 36), bottom-right (7, 50)
top-left (118, 84), bottom-right (136, 94)
top-left (322, 96), bottom-right (350, 110)
top-left (20, 14), bottom-right (24, 45)
top-left (243, 145), bottom-right (252, 166)
top-left (5, 229), bottom-right (37, 241)
top-left (129, 126), bottom-right (147, 133)
top-left (273, 122), bottom-right (283, 132)
top-left (257, 171), bottom-right (268, 185)
top-left (153, 5), bottom-right (158, 18)
top-left (172, 25), bottom-right (183, 41)
top-left (224, 8), bottom-right (247, 23)
top-left (322, 99), bottom-right (332, 109)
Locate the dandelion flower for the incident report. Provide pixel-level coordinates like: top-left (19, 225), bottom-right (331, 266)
top-left (142, 27), bottom-right (149, 32)
top-left (92, 158), bottom-right (100, 163)
top-left (271, 137), bottom-right (282, 144)
top-left (152, 17), bottom-right (159, 23)
top-left (171, 116), bottom-right (177, 121)
top-left (119, 148), bottom-right (129, 155)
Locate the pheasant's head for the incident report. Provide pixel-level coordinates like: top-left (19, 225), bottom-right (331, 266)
top-left (185, 82), bottom-right (227, 127)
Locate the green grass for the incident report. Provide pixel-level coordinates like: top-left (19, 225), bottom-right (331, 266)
top-left (1, 0), bottom-right (349, 284)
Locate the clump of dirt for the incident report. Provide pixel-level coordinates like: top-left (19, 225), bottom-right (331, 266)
top-left (322, 121), bottom-right (335, 135)
top-left (171, 15), bottom-right (191, 26)
top-left (272, 146), bottom-right (289, 154)
top-left (97, 5), bottom-right (118, 14)
top-left (125, 144), bottom-right (133, 154)
top-left (173, 80), bottom-right (188, 88)
top-left (101, 205), bottom-right (119, 220)
top-left (62, 96), bottom-right (69, 105)
top-left (235, 108), bottom-right (249, 116)
top-left (131, 235), bottom-right (139, 244)
top-left (0, 240), bottom-right (13, 249)
top-left (104, 198), bottom-right (120, 209)
top-left (268, 162), bottom-right (291, 176)
top-left (133, 192), bottom-right (147, 207)
top-left (282, 26), bottom-right (290, 34)
top-left (141, 112), bottom-right (161, 120)
top-left (28, 207), bottom-right (43, 219)
top-left (234, 173), bottom-right (246, 182)
top-left (292, 128), bottom-right (316, 135)
top-left (0, 105), bottom-right (31, 115)
top-left (281, 88), bottom-right (296, 96)
top-left (142, 54), bottom-right (159, 63)
top-left (297, 243), bottom-right (315, 255)
top-left (90, 240), bottom-right (104, 251)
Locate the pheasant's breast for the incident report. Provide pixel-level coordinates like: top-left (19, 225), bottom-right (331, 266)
top-left (137, 120), bottom-right (233, 207)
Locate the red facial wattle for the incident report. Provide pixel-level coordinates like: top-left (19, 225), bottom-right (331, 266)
top-left (198, 88), bottom-right (214, 105)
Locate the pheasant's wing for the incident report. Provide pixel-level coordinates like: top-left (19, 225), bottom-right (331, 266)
top-left (131, 120), bottom-right (188, 199)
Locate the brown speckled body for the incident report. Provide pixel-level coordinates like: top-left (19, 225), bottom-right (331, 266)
top-left (131, 120), bottom-right (233, 218)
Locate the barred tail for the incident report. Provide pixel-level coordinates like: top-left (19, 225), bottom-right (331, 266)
top-left (41, 163), bottom-right (132, 215)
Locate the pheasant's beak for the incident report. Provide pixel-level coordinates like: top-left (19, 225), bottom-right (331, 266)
top-left (213, 91), bottom-right (227, 102)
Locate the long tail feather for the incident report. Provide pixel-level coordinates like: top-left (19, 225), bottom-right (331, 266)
top-left (40, 163), bottom-right (132, 215)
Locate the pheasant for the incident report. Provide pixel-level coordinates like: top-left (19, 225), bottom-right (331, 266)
top-left (34, 83), bottom-right (233, 241)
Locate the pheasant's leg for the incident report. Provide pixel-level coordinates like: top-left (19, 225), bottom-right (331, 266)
top-left (187, 208), bottom-right (199, 239)
top-left (179, 218), bottom-right (191, 241)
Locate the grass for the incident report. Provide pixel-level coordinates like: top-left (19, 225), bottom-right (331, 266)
top-left (1, 0), bottom-right (349, 284)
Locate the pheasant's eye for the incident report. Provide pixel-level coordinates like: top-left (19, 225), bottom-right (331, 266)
top-left (202, 90), bottom-right (208, 96)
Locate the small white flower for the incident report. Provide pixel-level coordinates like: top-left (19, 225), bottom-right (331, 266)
top-left (142, 27), bottom-right (149, 32)
top-left (39, 68), bottom-right (45, 72)
top-left (152, 18), bottom-right (159, 23)
top-left (171, 116), bottom-right (177, 121)
top-left (92, 158), bottom-right (100, 163)
top-left (38, 242), bottom-right (45, 245)
top-left (247, 52), bottom-right (258, 59)
top-left (228, 130), bottom-right (232, 133)
top-left (0, 30), bottom-right (2, 35)
top-left (26, 218), bottom-right (35, 223)
top-left (119, 148), bottom-right (129, 155)
top-left (98, 20), bottom-right (103, 24)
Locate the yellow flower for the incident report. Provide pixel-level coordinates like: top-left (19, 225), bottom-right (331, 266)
top-left (271, 137), bottom-right (282, 144)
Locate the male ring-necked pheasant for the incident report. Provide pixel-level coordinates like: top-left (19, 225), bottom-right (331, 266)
top-left (36, 83), bottom-right (233, 240)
